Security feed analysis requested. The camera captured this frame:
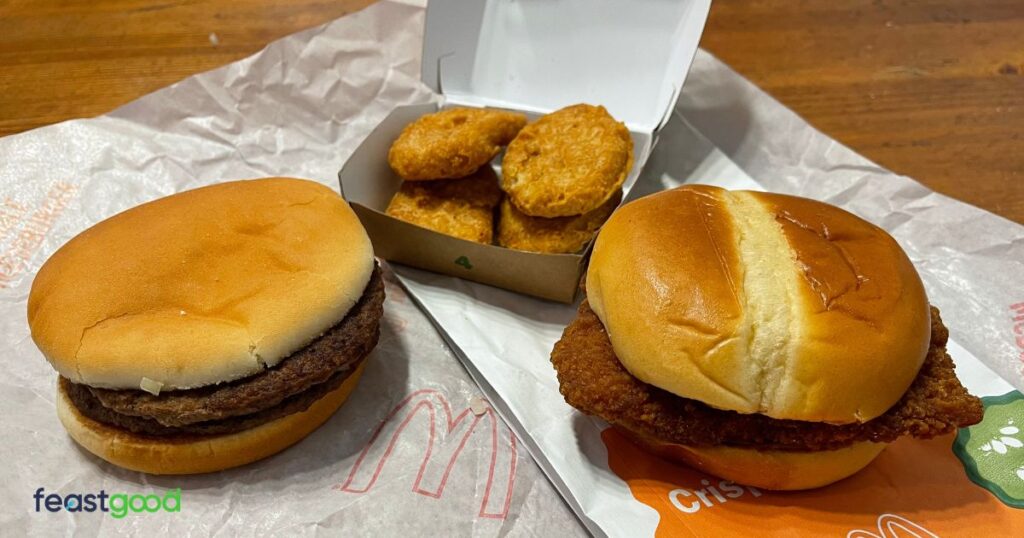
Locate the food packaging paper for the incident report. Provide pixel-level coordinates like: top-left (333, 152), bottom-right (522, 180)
top-left (0, 0), bottom-right (1021, 536)
top-left (396, 113), bottom-right (1024, 536)
top-left (0, 2), bottom-right (583, 535)
top-left (337, 103), bottom-right (628, 303)
top-left (338, 0), bottom-right (711, 302)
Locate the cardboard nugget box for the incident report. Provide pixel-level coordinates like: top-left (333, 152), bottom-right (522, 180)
top-left (339, 0), bottom-right (711, 302)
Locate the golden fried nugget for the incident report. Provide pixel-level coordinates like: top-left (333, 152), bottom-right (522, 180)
top-left (501, 104), bottom-right (632, 218)
top-left (385, 166), bottom-right (502, 243)
top-left (388, 108), bottom-right (527, 181)
top-left (497, 190), bottom-right (622, 254)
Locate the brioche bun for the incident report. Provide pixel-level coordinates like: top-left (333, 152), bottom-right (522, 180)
top-left (586, 185), bottom-right (929, 424)
top-left (617, 426), bottom-right (887, 491)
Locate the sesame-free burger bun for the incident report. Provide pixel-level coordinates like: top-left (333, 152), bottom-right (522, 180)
top-left (28, 178), bottom-right (374, 391)
top-left (617, 426), bottom-right (887, 491)
top-left (56, 362), bottom-right (367, 475)
top-left (586, 185), bottom-right (930, 424)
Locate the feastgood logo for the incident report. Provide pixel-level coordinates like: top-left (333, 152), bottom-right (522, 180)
top-left (33, 487), bottom-right (181, 519)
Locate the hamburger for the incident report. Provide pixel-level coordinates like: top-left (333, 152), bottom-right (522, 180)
top-left (551, 185), bottom-right (983, 490)
top-left (28, 178), bottom-right (383, 475)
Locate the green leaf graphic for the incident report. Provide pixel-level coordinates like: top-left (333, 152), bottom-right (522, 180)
top-left (954, 391), bottom-right (1024, 509)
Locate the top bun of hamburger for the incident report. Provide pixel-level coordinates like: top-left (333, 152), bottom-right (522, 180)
top-left (586, 185), bottom-right (929, 424)
top-left (28, 178), bottom-right (374, 392)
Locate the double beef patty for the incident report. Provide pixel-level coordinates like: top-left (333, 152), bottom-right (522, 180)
top-left (551, 299), bottom-right (984, 452)
top-left (64, 266), bottom-right (385, 437)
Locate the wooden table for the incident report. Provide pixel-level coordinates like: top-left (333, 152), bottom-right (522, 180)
top-left (1, 0), bottom-right (1021, 223)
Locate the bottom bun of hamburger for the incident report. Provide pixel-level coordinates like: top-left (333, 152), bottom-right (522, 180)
top-left (28, 178), bottom-right (383, 474)
top-left (552, 185), bottom-right (983, 490)
top-left (615, 426), bottom-right (887, 491)
top-left (57, 362), bottom-right (367, 475)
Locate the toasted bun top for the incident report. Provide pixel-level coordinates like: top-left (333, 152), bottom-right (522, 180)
top-left (29, 178), bottom-right (374, 391)
top-left (587, 185), bottom-right (930, 424)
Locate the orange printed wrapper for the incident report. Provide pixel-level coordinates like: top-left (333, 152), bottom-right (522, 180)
top-left (604, 426), bottom-right (1024, 537)
top-left (395, 148), bottom-right (1024, 536)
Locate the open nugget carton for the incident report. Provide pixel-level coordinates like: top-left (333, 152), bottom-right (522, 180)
top-left (339, 0), bottom-right (712, 303)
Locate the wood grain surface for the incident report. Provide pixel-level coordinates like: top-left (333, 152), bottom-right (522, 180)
top-left (0, 0), bottom-right (1021, 223)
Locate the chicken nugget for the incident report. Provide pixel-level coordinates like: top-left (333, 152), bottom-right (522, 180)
top-left (385, 166), bottom-right (502, 243)
top-left (501, 104), bottom-right (632, 218)
top-left (497, 190), bottom-right (621, 253)
top-left (388, 108), bottom-right (527, 180)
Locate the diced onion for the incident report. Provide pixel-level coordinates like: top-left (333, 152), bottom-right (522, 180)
top-left (140, 377), bottom-right (164, 396)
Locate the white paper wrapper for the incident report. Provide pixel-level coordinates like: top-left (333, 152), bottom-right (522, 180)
top-left (0, 2), bottom-right (582, 536)
top-left (1, 0), bottom-right (1021, 536)
top-left (395, 112), bottom-right (1023, 536)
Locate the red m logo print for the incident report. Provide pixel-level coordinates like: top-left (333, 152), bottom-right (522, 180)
top-left (335, 389), bottom-right (518, 519)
